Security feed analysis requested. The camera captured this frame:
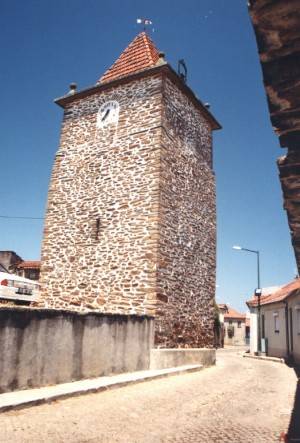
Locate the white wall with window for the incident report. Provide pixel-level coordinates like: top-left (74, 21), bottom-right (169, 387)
top-left (224, 318), bottom-right (246, 346)
top-left (247, 282), bottom-right (300, 363)
top-left (262, 304), bottom-right (287, 358)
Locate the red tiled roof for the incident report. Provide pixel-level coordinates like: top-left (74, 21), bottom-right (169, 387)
top-left (247, 278), bottom-right (300, 307)
top-left (224, 307), bottom-right (246, 320)
top-left (17, 260), bottom-right (41, 269)
top-left (98, 32), bottom-right (160, 84)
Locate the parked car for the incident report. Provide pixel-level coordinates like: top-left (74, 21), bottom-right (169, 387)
top-left (0, 272), bottom-right (40, 302)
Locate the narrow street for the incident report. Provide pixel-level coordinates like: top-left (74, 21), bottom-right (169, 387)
top-left (0, 348), bottom-right (297, 443)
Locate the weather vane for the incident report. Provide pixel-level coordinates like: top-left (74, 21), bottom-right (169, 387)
top-left (136, 18), bottom-right (153, 32)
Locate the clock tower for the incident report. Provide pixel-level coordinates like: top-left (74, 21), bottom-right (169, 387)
top-left (39, 32), bottom-right (221, 347)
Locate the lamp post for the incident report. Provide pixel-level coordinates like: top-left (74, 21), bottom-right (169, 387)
top-left (232, 245), bottom-right (261, 353)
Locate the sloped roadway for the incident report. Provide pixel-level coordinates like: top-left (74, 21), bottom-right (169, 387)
top-left (0, 347), bottom-right (297, 443)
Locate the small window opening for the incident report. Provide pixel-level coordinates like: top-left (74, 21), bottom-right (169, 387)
top-left (274, 312), bottom-right (279, 333)
top-left (95, 218), bottom-right (101, 240)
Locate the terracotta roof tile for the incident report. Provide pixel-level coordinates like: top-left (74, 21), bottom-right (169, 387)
top-left (247, 278), bottom-right (300, 307)
top-left (17, 260), bottom-right (41, 269)
top-left (224, 307), bottom-right (246, 320)
top-left (98, 32), bottom-right (160, 84)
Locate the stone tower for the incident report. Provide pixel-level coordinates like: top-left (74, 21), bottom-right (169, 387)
top-left (40, 32), bottom-right (221, 347)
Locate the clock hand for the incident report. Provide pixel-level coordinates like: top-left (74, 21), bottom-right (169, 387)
top-left (102, 109), bottom-right (110, 121)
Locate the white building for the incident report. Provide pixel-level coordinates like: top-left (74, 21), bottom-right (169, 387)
top-left (223, 307), bottom-right (248, 346)
top-left (247, 279), bottom-right (300, 363)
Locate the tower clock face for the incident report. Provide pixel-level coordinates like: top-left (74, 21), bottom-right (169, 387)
top-left (97, 100), bottom-right (120, 129)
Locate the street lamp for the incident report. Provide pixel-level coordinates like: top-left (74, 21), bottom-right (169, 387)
top-left (232, 245), bottom-right (261, 353)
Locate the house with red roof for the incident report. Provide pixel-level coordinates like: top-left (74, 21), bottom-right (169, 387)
top-left (15, 261), bottom-right (40, 281)
top-left (222, 306), bottom-right (248, 346)
top-left (0, 251), bottom-right (40, 281)
top-left (246, 278), bottom-right (300, 363)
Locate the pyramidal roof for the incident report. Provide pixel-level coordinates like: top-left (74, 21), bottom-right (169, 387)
top-left (98, 32), bottom-right (160, 84)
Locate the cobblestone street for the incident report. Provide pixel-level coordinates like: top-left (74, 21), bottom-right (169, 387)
top-left (0, 348), bottom-right (297, 443)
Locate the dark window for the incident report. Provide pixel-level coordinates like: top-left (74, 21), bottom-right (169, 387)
top-left (227, 325), bottom-right (234, 338)
top-left (262, 314), bottom-right (265, 338)
top-left (95, 218), bottom-right (101, 240)
top-left (290, 308), bottom-right (293, 352)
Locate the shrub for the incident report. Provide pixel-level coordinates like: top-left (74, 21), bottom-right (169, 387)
top-left (227, 325), bottom-right (235, 338)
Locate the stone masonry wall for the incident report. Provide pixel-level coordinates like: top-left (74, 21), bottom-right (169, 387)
top-left (39, 75), bottom-right (162, 315)
top-left (39, 70), bottom-right (216, 348)
top-left (154, 76), bottom-right (216, 347)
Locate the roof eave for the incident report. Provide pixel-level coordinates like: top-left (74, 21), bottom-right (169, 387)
top-left (246, 294), bottom-right (292, 308)
top-left (54, 64), bottom-right (221, 131)
top-left (163, 64), bottom-right (221, 130)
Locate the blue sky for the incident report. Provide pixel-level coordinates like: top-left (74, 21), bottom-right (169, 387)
top-left (1, 0), bottom-right (296, 312)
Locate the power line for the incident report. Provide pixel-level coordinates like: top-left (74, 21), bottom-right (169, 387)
top-left (0, 215), bottom-right (44, 220)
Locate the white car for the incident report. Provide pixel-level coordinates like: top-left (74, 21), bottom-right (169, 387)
top-left (0, 272), bottom-right (40, 302)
